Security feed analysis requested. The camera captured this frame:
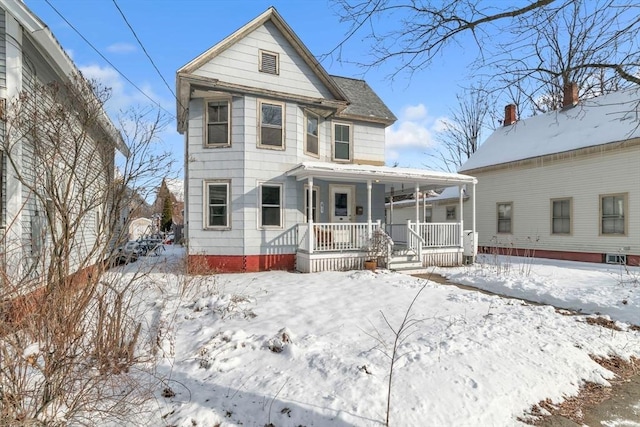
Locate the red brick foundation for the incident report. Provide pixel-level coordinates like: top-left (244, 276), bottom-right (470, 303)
top-left (478, 246), bottom-right (639, 266)
top-left (188, 254), bottom-right (296, 274)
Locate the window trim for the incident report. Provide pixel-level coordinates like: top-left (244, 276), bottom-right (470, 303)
top-left (445, 205), bottom-right (457, 221)
top-left (258, 182), bottom-right (284, 229)
top-left (332, 121), bottom-right (352, 162)
top-left (203, 180), bottom-right (231, 230)
top-left (257, 99), bottom-right (285, 150)
top-left (303, 184), bottom-right (319, 222)
top-left (599, 192), bottom-right (627, 236)
top-left (259, 49), bottom-right (279, 75)
top-left (203, 98), bottom-right (231, 148)
top-left (550, 197), bottom-right (572, 235)
top-left (304, 110), bottom-right (320, 158)
top-left (496, 202), bottom-right (513, 234)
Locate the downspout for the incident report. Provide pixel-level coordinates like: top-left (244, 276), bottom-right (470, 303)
top-left (472, 181), bottom-right (477, 260)
top-left (459, 184), bottom-right (464, 251)
top-left (367, 179), bottom-right (372, 238)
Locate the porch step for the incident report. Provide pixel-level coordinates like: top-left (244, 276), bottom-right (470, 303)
top-left (388, 256), bottom-right (424, 272)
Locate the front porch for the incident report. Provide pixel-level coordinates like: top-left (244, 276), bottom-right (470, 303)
top-left (286, 162), bottom-right (478, 274)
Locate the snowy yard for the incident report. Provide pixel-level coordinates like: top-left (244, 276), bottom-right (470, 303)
top-left (125, 247), bottom-right (640, 426)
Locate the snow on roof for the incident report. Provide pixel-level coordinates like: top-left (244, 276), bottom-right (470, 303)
top-left (460, 87), bottom-right (640, 172)
top-left (387, 185), bottom-right (467, 208)
top-left (287, 162), bottom-right (477, 187)
top-left (165, 178), bottom-right (184, 202)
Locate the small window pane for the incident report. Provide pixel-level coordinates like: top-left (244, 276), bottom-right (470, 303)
top-left (262, 186), bottom-right (280, 205)
top-left (261, 104), bottom-right (282, 126)
top-left (497, 203), bottom-right (512, 233)
top-left (335, 142), bottom-right (349, 160)
top-left (207, 101), bottom-right (229, 145)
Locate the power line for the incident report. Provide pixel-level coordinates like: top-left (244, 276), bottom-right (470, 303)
top-left (111, 0), bottom-right (178, 103)
top-left (43, 0), bottom-right (175, 118)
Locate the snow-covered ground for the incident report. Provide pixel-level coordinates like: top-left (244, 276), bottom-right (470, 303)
top-left (126, 247), bottom-right (640, 426)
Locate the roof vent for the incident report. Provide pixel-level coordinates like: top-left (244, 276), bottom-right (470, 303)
top-left (259, 50), bottom-right (279, 75)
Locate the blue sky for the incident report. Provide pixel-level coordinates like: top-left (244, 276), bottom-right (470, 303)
top-left (25, 0), bottom-right (478, 175)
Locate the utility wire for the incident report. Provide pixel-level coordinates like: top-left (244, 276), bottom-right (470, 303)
top-left (111, 0), bottom-right (179, 103)
top-left (43, 0), bottom-right (175, 118)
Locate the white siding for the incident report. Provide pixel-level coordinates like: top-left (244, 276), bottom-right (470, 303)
top-left (352, 121), bottom-right (385, 164)
top-left (194, 22), bottom-right (335, 101)
top-left (470, 144), bottom-right (640, 256)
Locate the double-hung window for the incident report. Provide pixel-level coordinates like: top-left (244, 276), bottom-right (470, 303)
top-left (497, 202), bottom-right (512, 233)
top-left (446, 206), bottom-right (456, 220)
top-left (205, 100), bottom-right (230, 146)
top-left (205, 181), bottom-right (230, 229)
top-left (258, 100), bottom-right (284, 148)
top-left (333, 122), bottom-right (351, 161)
top-left (601, 193), bottom-right (626, 235)
top-left (260, 183), bottom-right (282, 228)
top-left (305, 112), bottom-right (319, 157)
top-left (551, 198), bottom-right (571, 234)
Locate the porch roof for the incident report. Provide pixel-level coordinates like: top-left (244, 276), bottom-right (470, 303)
top-left (286, 162), bottom-right (477, 189)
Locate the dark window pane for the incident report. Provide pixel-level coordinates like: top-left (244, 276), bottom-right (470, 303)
top-left (306, 135), bottom-right (318, 155)
top-left (335, 124), bottom-right (349, 142)
top-left (335, 141), bottom-right (349, 160)
top-left (209, 206), bottom-right (226, 226)
top-left (262, 186), bottom-right (280, 205)
top-left (209, 185), bottom-right (227, 205)
top-left (261, 127), bottom-right (282, 146)
top-left (262, 207), bottom-right (280, 226)
top-left (208, 124), bottom-right (228, 144)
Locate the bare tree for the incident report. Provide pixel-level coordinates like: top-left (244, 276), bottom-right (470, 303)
top-left (488, 0), bottom-right (640, 114)
top-left (0, 74), bottom-right (172, 426)
top-left (332, 0), bottom-right (640, 87)
top-left (430, 85), bottom-right (491, 171)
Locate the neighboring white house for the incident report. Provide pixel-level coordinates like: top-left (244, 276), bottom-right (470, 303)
top-left (459, 84), bottom-right (640, 265)
top-left (177, 7), bottom-right (477, 273)
top-left (0, 0), bottom-right (125, 286)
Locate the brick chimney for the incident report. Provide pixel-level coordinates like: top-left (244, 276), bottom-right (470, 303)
top-left (504, 104), bottom-right (517, 126)
top-left (563, 82), bottom-right (578, 108)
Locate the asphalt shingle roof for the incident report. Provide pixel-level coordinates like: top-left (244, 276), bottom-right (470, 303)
top-left (331, 75), bottom-right (397, 123)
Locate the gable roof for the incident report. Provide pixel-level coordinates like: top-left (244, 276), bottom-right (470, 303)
top-left (331, 75), bottom-right (397, 125)
top-left (177, 7), bottom-right (347, 100)
top-left (459, 87), bottom-right (640, 172)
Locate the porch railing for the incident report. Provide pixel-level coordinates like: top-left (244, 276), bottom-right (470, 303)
top-left (412, 222), bottom-right (461, 248)
top-left (298, 222), bottom-right (382, 253)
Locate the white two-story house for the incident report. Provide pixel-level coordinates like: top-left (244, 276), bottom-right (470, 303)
top-left (177, 7), bottom-right (477, 273)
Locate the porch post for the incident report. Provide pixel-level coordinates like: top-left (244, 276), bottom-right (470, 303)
top-left (367, 179), bottom-right (372, 238)
top-left (472, 181), bottom-right (477, 258)
top-left (308, 177), bottom-right (314, 254)
top-left (459, 184), bottom-right (464, 249)
top-left (415, 182), bottom-right (420, 223)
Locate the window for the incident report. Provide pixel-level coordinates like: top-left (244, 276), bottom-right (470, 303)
top-left (601, 193), bottom-right (626, 235)
top-left (333, 122), bottom-right (351, 161)
top-left (551, 198), bottom-right (571, 234)
top-left (304, 185), bottom-right (319, 222)
top-left (305, 112), bottom-right (319, 156)
top-left (205, 181), bottom-right (230, 229)
top-left (425, 207), bottom-right (432, 223)
top-left (260, 184), bottom-right (282, 228)
top-left (258, 100), bottom-right (284, 148)
top-left (446, 206), bottom-right (456, 220)
top-left (205, 100), bottom-right (230, 146)
top-left (259, 50), bottom-right (279, 75)
top-left (497, 202), bottom-right (512, 233)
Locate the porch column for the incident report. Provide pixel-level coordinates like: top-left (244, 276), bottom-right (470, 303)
top-left (459, 184), bottom-right (465, 249)
top-left (472, 181), bottom-right (477, 258)
top-left (308, 176), bottom-right (314, 254)
top-left (367, 179), bottom-right (372, 238)
top-left (415, 182), bottom-right (420, 223)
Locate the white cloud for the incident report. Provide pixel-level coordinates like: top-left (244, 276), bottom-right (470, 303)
top-left (106, 42), bottom-right (137, 54)
top-left (385, 103), bottom-right (440, 149)
top-left (79, 64), bottom-right (173, 114)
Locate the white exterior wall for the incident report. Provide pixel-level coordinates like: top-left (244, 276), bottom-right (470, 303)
top-left (193, 21), bottom-right (334, 100)
top-left (469, 143), bottom-right (640, 256)
top-left (352, 121), bottom-right (385, 164)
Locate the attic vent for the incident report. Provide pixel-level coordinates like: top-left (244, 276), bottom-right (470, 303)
top-left (259, 50), bottom-right (279, 75)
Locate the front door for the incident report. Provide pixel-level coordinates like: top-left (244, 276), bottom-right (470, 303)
top-left (330, 185), bottom-right (354, 223)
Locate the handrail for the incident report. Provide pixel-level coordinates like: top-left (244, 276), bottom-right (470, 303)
top-left (406, 220), bottom-right (425, 260)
